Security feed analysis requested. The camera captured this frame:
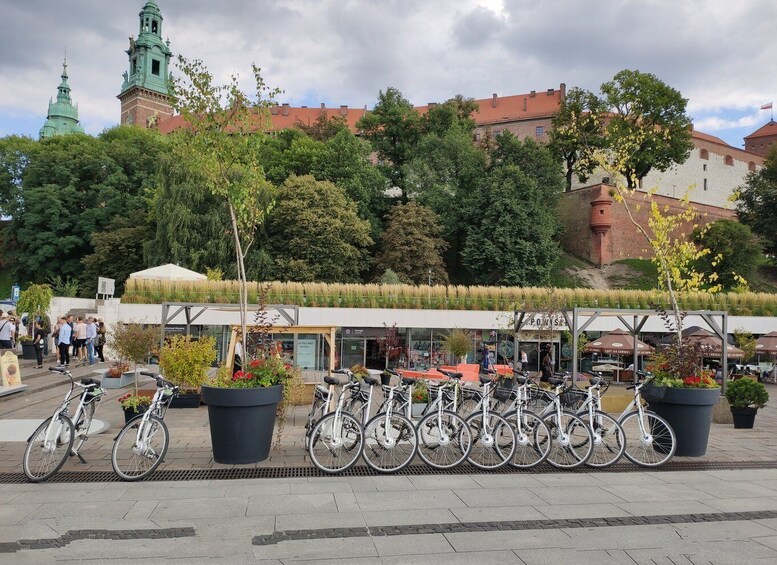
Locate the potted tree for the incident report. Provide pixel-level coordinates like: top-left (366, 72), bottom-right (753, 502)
top-left (442, 328), bottom-right (473, 365)
top-left (725, 377), bottom-right (768, 429)
top-left (15, 284), bottom-right (53, 361)
top-left (158, 334), bottom-right (217, 408)
top-left (107, 322), bottom-right (159, 405)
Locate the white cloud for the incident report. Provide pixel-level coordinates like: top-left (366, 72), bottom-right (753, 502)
top-left (0, 0), bottom-right (775, 146)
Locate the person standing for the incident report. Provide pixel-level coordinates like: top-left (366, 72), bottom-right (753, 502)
top-left (96, 320), bottom-right (106, 363)
top-left (85, 317), bottom-right (97, 365)
top-left (57, 317), bottom-right (72, 367)
top-left (0, 315), bottom-right (12, 349)
top-left (73, 316), bottom-right (87, 364)
top-left (33, 320), bottom-right (46, 369)
top-left (541, 349), bottom-right (553, 383)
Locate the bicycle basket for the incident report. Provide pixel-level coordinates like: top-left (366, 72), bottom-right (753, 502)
top-left (559, 387), bottom-right (586, 409)
top-left (493, 377), bottom-right (515, 402)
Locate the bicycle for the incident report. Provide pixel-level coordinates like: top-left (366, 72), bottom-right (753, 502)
top-left (500, 371), bottom-right (552, 469)
top-left (570, 374), bottom-right (626, 468)
top-left (111, 370), bottom-right (178, 481)
top-left (304, 369), bottom-right (379, 450)
top-left (23, 367), bottom-right (105, 482)
top-left (531, 374), bottom-right (594, 469)
top-left (461, 371), bottom-right (517, 470)
top-left (616, 378), bottom-right (677, 467)
top-left (307, 372), bottom-right (366, 474)
top-left (361, 372), bottom-right (418, 473)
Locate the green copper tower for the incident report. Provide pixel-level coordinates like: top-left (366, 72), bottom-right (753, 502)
top-left (118, 0), bottom-right (173, 128)
top-left (39, 58), bottom-right (85, 139)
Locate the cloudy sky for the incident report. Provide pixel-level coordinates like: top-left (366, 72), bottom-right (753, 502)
top-left (1, 0), bottom-right (775, 148)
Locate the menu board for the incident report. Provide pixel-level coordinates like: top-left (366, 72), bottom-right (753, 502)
top-left (1, 352), bottom-right (21, 387)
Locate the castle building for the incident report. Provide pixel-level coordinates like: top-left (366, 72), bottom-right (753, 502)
top-left (117, 0), bottom-right (173, 128)
top-left (744, 120), bottom-right (777, 156)
top-left (39, 59), bottom-right (85, 139)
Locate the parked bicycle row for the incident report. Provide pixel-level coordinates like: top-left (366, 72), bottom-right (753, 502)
top-left (304, 367), bottom-right (677, 474)
top-left (22, 367), bottom-right (178, 482)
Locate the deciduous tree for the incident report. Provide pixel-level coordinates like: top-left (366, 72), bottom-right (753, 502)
top-left (736, 146), bottom-right (777, 256)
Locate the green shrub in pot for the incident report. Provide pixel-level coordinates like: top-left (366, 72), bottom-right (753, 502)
top-left (159, 335), bottom-right (217, 393)
top-left (725, 378), bottom-right (768, 409)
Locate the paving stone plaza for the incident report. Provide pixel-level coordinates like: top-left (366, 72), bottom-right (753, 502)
top-left (3, 357), bottom-right (777, 563)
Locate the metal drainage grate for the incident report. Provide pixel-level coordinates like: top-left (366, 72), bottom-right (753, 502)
top-left (2, 460), bottom-right (777, 484)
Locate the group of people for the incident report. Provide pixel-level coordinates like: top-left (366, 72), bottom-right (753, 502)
top-left (0, 310), bottom-right (20, 350)
top-left (50, 315), bottom-right (106, 368)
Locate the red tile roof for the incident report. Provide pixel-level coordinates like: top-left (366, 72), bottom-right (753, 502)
top-left (744, 120), bottom-right (777, 140)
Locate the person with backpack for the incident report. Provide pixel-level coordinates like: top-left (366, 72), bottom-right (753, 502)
top-left (0, 315), bottom-right (13, 349)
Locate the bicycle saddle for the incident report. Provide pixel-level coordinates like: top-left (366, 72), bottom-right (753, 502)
top-left (589, 375), bottom-right (605, 387)
top-left (401, 376), bottom-right (417, 386)
top-left (324, 376), bottom-right (342, 386)
top-left (515, 375), bottom-right (528, 385)
top-left (438, 368), bottom-right (463, 379)
top-left (362, 376), bottom-right (379, 386)
top-left (478, 374), bottom-right (493, 385)
top-left (548, 376), bottom-right (565, 387)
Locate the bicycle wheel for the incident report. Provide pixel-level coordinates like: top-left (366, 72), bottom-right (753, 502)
top-left (23, 414), bottom-right (74, 482)
top-left (526, 386), bottom-right (554, 414)
top-left (416, 410), bottom-right (472, 469)
top-left (111, 415), bottom-right (169, 481)
top-left (465, 412), bottom-right (516, 470)
top-left (456, 390), bottom-right (480, 417)
top-left (619, 410), bottom-right (676, 467)
top-left (73, 401), bottom-right (96, 453)
top-left (579, 410), bottom-right (625, 468)
top-left (541, 411), bottom-right (593, 469)
top-left (304, 397), bottom-right (326, 450)
top-left (309, 412), bottom-right (364, 473)
top-left (502, 409), bottom-right (551, 469)
top-left (346, 395), bottom-right (368, 424)
top-left (362, 413), bottom-right (417, 473)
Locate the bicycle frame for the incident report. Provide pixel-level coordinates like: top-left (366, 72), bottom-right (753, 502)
top-left (32, 375), bottom-right (99, 452)
top-left (614, 380), bottom-right (653, 440)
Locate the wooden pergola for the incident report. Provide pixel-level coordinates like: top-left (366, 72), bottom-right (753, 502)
top-left (225, 325), bottom-right (337, 375)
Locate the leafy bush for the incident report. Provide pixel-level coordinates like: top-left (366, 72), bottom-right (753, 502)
top-left (159, 335), bottom-right (217, 392)
top-left (725, 378), bottom-right (768, 409)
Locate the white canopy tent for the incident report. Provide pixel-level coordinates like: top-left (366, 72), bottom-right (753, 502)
top-left (128, 264), bottom-right (207, 281)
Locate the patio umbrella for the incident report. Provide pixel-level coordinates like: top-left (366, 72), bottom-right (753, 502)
top-left (584, 329), bottom-right (654, 356)
top-left (755, 331), bottom-right (777, 355)
top-left (686, 329), bottom-right (745, 358)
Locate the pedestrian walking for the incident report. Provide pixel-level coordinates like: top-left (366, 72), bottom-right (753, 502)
top-left (73, 316), bottom-right (87, 364)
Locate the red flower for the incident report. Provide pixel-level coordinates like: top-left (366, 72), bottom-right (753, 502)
top-left (233, 370), bottom-right (246, 381)
top-left (250, 359), bottom-right (261, 368)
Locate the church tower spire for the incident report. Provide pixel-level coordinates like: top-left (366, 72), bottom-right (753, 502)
top-left (118, 0), bottom-right (173, 128)
top-left (40, 56), bottom-right (85, 139)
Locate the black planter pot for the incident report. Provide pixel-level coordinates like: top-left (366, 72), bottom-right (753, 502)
top-left (380, 373), bottom-right (392, 387)
top-left (201, 384), bottom-right (283, 464)
top-left (730, 406), bottom-right (758, 429)
top-left (122, 405), bottom-right (149, 424)
top-left (169, 392), bottom-right (202, 409)
top-left (21, 342), bottom-right (37, 360)
top-left (646, 387), bottom-right (720, 457)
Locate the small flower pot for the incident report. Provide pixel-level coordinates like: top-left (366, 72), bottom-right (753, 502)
top-left (168, 391), bottom-right (202, 409)
top-left (103, 371), bottom-right (136, 389)
top-left (21, 342), bottom-right (37, 360)
top-left (730, 407), bottom-right (758, 429)
top-left (122, 405), bottom-right (150, 424)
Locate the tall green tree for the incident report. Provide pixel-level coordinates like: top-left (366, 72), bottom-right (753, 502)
top-left (80, 211), bottom-right (150, 296)
top-left (462, 135), bottom-right (564, 286)
top-left (404, 125), bottom-right (486, 282)
top-left (420, 95), bottom-right (478, 137)
top-left (171, 56), bottom-right (279, 341)
top-left (737, 146), bottom-right (777, 256)
top-left (356, 87), bottom-right (421, 196)
top-left (692, 219), bottom-right (763, 291)
top-left (295, 112), bottom-right (349, 141)
top-left (0, 135), bottom-right (38, 218)
top-left (600, 69), bottom-right (694, 188)
top-left (548, 87), bottom-right (607, 191)
top-left (265, 175), bottom-right (373, 282)
top-left (8, 132), bottom-right (153, 285)
top-left (375, 202), bottom-right (449, 285)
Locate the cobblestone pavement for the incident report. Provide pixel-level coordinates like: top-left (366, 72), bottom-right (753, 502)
top-left (3, 469), bottom-right (777, 562)
top-left (2, 357), bottom-right (777, 474)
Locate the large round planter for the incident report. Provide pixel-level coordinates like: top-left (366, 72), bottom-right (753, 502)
top-left (646, 386), bottom-right (720, 457)
top-left (201, 384), bottom-right (283, 464)
top-left (730, 406), bottom-right (757, 429)
top-left (21, 342), bottom-right (37, 360)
